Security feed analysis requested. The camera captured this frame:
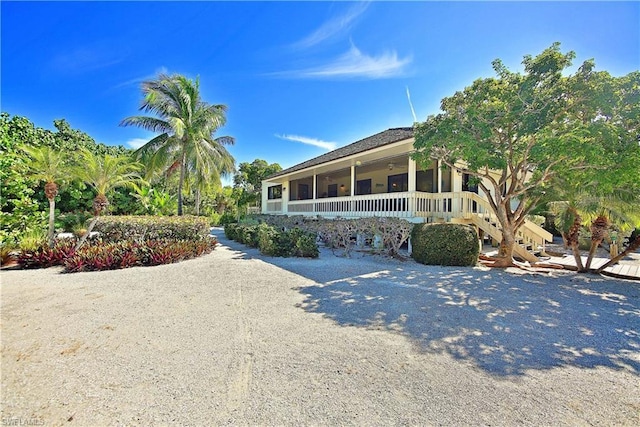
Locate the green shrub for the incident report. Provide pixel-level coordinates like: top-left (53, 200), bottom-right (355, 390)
top-left (224, 223), bottom-right (240, 240)
top-left (257, 223), bottom-right (279, 256)
top-left (237, 224), bottom-right (259, 247)
top-left (411, 223), bottom-right (479, 266)
top-left (209, 212), bottom-right (222, 226)
top-left (219, 212), bottom-right (237, 226)
top-left (93, 215), bottom-right (210, 243)
top-left (289, 228), bottom-right (319, 258)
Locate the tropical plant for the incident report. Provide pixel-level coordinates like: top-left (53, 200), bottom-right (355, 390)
top-left (21, 145), bottom-right (68, 246)
top-left (121, 73), bottom-right (236, 215)
top-left (413, 43), bottom-right (640, 267)
top-left (72, 149), bottom-right (142, 249)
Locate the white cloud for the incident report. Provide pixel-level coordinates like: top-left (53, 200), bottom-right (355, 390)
top-left (276, 134), bottom-right (337, 151)
top-left (278, 44), bottom-right (412, 80)
top-left (126, 138), bottom-right (150, 149)
top-left (291, 1), bottom-right (370, 50)
top-left (112, 66), bottom-right (169, 90)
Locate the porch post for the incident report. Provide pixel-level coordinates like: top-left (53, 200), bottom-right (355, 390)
top-left (408, 157), bottom-right (416, 216)
top-left (437, 160), bottom-right (442, 193)
top-left (312, 174), bottom-right (317, 214)
top-left (282, 180), bottom-right (289, 214)
top-left (350, 165), bottom-right (355, 196)
top-left (261, 181), bottom-right (269, 214)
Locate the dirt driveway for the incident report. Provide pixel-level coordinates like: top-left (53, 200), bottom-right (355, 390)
top-left (1, 230), bottom-right (638, 426)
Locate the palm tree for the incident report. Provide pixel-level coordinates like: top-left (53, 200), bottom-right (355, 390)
top-left (21, 145), bottom-right (67, 247)
top-left (121, 73), bottom-right (235, 215)
top-left (73, 149), bottom-right (142, 249)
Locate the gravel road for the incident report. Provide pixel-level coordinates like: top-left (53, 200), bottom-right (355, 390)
top-left (1, 229), bottom-right (638, 426)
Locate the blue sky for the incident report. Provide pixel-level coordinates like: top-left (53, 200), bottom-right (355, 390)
top-left (2, 1), bottom-right (639, 176)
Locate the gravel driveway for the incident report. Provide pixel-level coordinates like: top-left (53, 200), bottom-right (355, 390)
top-left (1, 229), bottom-right (638, 426)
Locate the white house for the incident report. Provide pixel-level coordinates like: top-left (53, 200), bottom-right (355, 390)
top-left (261, 128), bottom-right (551, 261)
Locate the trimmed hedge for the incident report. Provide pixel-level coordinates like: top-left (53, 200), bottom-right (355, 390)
top-left (226, 223), bottom-right (319, 258)
top-left (93, 215), bottom-right (211, 242)
top-left (411, 223), bottom-right (479, 266)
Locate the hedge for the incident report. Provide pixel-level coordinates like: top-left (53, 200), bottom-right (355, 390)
top-left (411, 223), bottom-right (479, 266)
top-left (93, 215), bottom-right (211, 242)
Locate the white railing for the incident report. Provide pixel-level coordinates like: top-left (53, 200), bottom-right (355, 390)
top-left (273, 191), bottom-right (552, 254)
top-left (265, 199), bottom-right (282, 213)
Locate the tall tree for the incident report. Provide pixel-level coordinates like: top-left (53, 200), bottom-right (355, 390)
top-left (21, 146), bottom-right (67, 247)
top-left (413, 43), bottom-right (640, 267)
top-left (121, 73), bottom-right (235, 215)
top-left (233, 159), bottom-right (282, 209)
top-left (73, 149), bottom-right (142, 249)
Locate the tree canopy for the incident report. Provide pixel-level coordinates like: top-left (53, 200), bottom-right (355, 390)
top-left (121, 73), bottom-right (235, 215)
top-left (413, 43), bottom-right (640, 266)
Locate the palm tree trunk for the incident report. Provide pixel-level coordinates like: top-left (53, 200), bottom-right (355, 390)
top-left (177, 151), bottom-right (186, 216)
top-left (47, 198), bottom-right (56, 248)
top-left (195, 188), bottom-right (201, 216)
top-left (74, 215), bottom-right (100, 251)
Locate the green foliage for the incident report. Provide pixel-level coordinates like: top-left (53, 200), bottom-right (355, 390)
top-left (219, 211), bottom-right (238, 225)
top-left (227, 222), bottom-right (319, 258)
top-left (93, 215), bottom-right (211, 243)
top-left (412, 43), bottom-right (640, 262)
top-left (411, 223), bottom-right (479, 266)
top-left (233, 159), bottom-right (282, 210)
top-left (122, 73), bottom-right (235, 215)
top-left (224, 223), bottom-right (240, 240)
top-left (18, 228), bottom-right (48, 252)
top-left (56, 211), bottom-right (93, 233)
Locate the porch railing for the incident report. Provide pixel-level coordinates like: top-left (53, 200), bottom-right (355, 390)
top-left (266, 191), bottom-right (552, 252)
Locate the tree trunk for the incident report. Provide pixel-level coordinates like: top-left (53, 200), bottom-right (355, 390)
top-left (595, 235), bottom-right (640, 273)
top-left (47, 198), bottom-right (56, 248)
top-left (74, 215), bottom-right (100, 251)
top-left (569, 242), bottom-right (585, 272)
top-left (493, 227), bottom-right (516, 267)
top-left (585, 215), bottom-right (609, 270)
top-left (195, 188), bottom-right (201, 216)
top-left (177, 152), bottom-right (186, 216)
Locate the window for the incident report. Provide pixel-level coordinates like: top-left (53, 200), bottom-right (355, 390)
top-left (388, 173), bottom-right (408, 193)
top-left (416, 170), bottom-right (434, 192)
top-left (268, 185), bottom-right (282, 200)
top-left (356, 179), bottom-right (372, 195)
top-left (327, 184), bottom-right (338, 198)
top-left (297, 183), bottom-right (310, 200)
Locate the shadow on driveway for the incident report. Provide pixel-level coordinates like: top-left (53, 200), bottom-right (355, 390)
top-left (212, 228), bottom-right (640, 377)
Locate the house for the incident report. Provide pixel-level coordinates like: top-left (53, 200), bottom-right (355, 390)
top-left (261, 127), bottom-right (552, 261)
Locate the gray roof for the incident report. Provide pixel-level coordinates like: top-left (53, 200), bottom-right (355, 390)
top-left (268, 127), bottom-right (414, 179)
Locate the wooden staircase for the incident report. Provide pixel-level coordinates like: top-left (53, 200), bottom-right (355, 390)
top-left (454, 193), bottom-right (553, 263)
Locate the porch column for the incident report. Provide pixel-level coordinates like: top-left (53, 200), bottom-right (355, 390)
top-left (312, 174), bottom-right (317, 199)
top-left (350, 165), bottom-right (355, 196)
top-left (282, 180), bottom-right (289, 214)
top-left (408, 157), bottom-right (416, 191)
top-left (437, 160), bottom-right (442, 193)
top-left (261, 181), bottom-right (269, 214)
top-left (312, 174), bottom-right (317, 214)
top-left (408, 157), bottom-right (416, 216)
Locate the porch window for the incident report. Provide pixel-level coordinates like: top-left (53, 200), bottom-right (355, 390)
top-left (388, 173), bottom-right (408, 193)
top-left (416, 170), bottom-right (435, 192)
top-left (268, 185), bottom-right (282, 200)
top-left (327, 183), bottom-right (338, 198)
top-left (356, 179), bottom-right (372, 195)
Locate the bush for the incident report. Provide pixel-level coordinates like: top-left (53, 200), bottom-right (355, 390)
top-left (219, 212), bottom-right (237, 226)
top-left (63, 237), bottom-right (217, 273)
top-left (209, 212), bottom-right (222, 226)
top-left (224, 223), bottom-right (240, 240)
top-left (18, 239), bottom-right (77, 269)
top-left (411, 223), bottom-right (479, 266)
top-left (257, 223), bottom-right (279, 256)
top-left (93, 215), bottom-right (210, 243)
